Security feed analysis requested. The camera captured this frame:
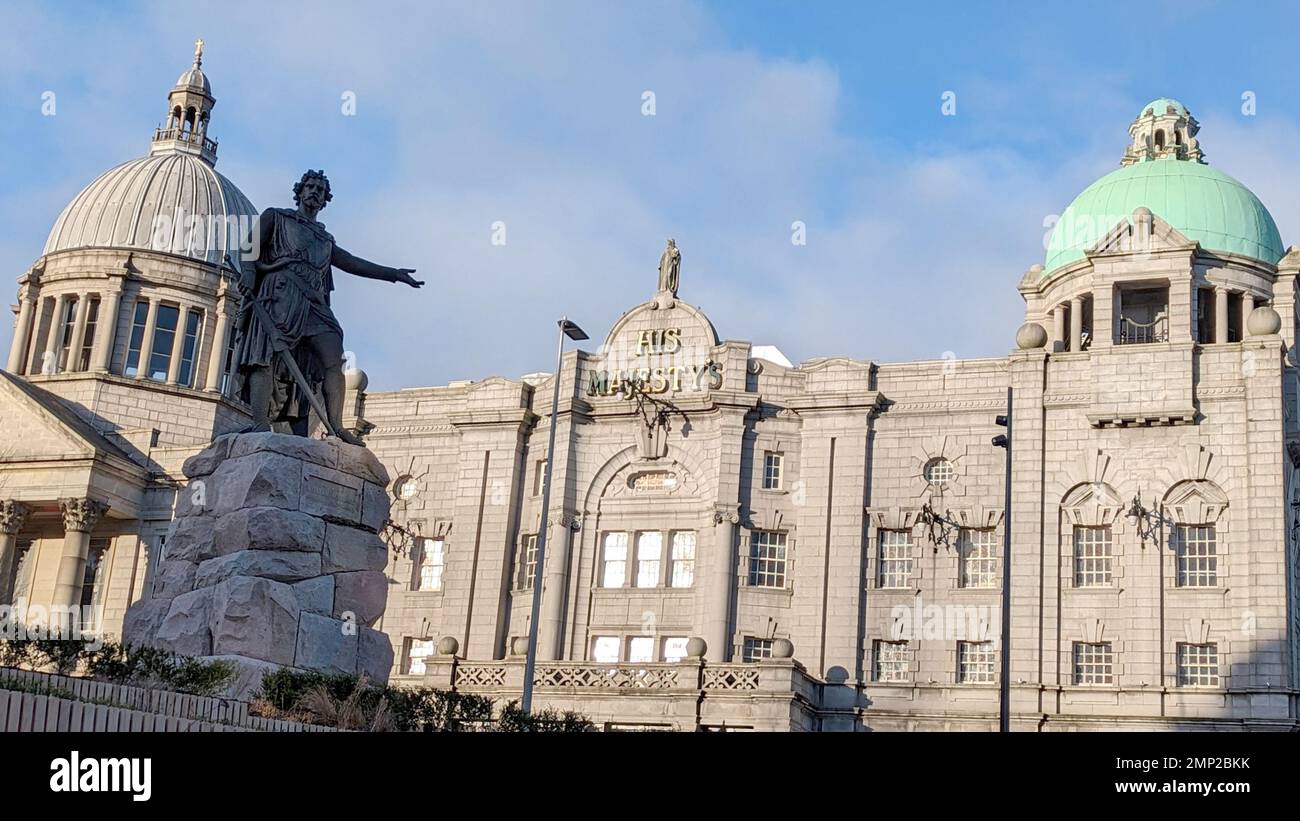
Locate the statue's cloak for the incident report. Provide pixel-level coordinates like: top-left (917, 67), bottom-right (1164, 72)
top-left (231, 208), bottom-right (344, 431)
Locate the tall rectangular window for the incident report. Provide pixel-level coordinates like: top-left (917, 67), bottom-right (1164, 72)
top-left (635, 531), bottom-right (662, 588)
top-left (873, 640), bottom-right (911, 683)
top-left (124, 300), bottom-right (149, 376)
top-left (601, 532), bottom-right (628, 588)
top-left (742, 637), bottom-right (774, 662)
top-left (748, 530), bottom-right (788, 588)
top-left (533, 459), bottom-right (547, 496)
top-left (1072, 642), bottom-right (1113, 685)
top-left (76, 297), bottom-right (100, 371)
top-left (413, 538), bottom-right (445, 592)
top-left (518, 534), bottom-right (538, 590)
top-left (877, 529), bottom-right (912, 588)
top-left (762, 451), bottom-right (783, 490)
top-left (591, 635), bottom-right (620, 663)
top-left (1176, 643), bottom-right (1219, 687)
top-left (669, 531), bottom-right (696, 588)
top-left (56, 297), bottom-right (78, 371)
top-left (626, 636), bottom-right (655, 663)
top-left (219, 319), bottom-right (238, 394)
top-left (1073, 526), bottom-right (1113, 587)
top-left (147, 303), bottom-right (179, 380)
top-left (1174, 525), bottom-right (1217, 587)
top-left (177, 309), bottom-right (203, 387)
top-left (404, 638), bottom-right (434, 675)
top-left (957, 641), bottom-right (996, 684)
top-left (958, 528), bottom-right (998, 589)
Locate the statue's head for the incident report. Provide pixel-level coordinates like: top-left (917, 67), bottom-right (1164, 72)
top-left (293, 170), bottom-right (333, 210)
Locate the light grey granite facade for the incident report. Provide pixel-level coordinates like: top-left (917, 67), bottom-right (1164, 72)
top-left (2, 63), bottom-right (1297, 731)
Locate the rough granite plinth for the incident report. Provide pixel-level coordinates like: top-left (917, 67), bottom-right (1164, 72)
top-left (124, 432), bottom-right (396, 699)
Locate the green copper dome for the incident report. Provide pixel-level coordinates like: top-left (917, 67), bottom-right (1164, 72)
top-left (1045, 158), bottom-right (1284, 274)
top-left (1141, 97), bottom-right (1188, 118)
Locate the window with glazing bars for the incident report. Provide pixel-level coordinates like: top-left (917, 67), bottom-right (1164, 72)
top-left (124, 300), bottom-right (149, 376)
top-left (147, 303), bottom-right (180, 381)
top-left (404, 638), bottom-right (434, 675)
top-left (958, 529), bottom-right (998, 588)
top-left (877, 529), bottom-right (912, 588)
top-left (635, 531), bottom-right (662, 587)
top-left (518, 534), bottom-right (538, 589)
top-left (77, 297), bottom-right (100, 371)
top-left (748, 530), bottom-right (787, 588)
top-left (669, 531), bottom-right (696, 587)
top-left (762, 451), bottom-right (783, 490)
top-left (1072, 526), bottom-right (1112, 587)
top-left (177, 309), bottom-right (203, 387)
top-left (742, 637), bottom-right (774, 662)
top-left (873, 640), bottom-right (911, 683)
top-left (957, 641), bottom-right (996, 683)
top-left (1174, 525), bottom-right (1217, 587)
top-left (1072, 642), bottom-right (1113, 685)
top-left (601, 532), bottom-right (628, 587)
top-left (1176, 643), bottom-right (1219, 687)
top-left (414, 538), bottom-right (445, 591)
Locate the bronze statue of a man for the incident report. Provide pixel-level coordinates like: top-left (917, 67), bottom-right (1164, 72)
top-left (232, 170), bottom-right (422, 445)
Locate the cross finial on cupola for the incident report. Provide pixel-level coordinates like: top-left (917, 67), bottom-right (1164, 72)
top-left (194, 38), bottom-right (204, 68)
top-left (1121, 98), bottom-right (1204, 166)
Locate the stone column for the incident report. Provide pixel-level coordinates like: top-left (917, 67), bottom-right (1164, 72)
top-left (6, 290), bottom-right (37, 374)
top-left (1052, 305), bottom-right (1066, 351)
top-left (539, 512), bottom-right (577, 660)
top-left (93, 281), bottom-right (124, 373)
top-left (0, 501), bottom-right (32, 604)
top-left (68, 295), bottom-right (91, 372)
top-left (1272, 271), bottom-right (1298, 352)
top-left (1069, 296), bottom-right (1083, 352)
top-left (52, 497), bottom-right (110, 620)
top-left (1240, 292), bottom-right (1254, 340)
top-left (166, 305), bottom-right (188, 384)
top-left (1215, 286), bottom-right (1229, 344)
top-left (1007, 350), bottom-right (1049, 726)
top-left (135, 299), bottom-right (159, 379)
top-left (43, 294), bottom-right (68, 374)
top-left (705, 505), bottom-right (739, 662)
top-left (203, 306), bottom-right (232, 392)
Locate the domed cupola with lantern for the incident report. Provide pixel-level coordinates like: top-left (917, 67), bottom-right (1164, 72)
top-left (1016, 98), bottom-right (1298, 427)
top-left (6, 40), bottom-right (257, 444)
top-left (0, 42), bottom-right (258, 628)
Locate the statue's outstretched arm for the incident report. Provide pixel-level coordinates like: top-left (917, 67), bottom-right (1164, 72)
top-left (332, 246), bottom-right (423, 287)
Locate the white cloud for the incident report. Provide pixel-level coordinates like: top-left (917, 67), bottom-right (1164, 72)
top-left (4, 1), bottom-right (1299, 393)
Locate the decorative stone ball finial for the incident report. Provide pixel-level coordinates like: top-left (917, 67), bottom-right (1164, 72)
top-left (437, 636), bottom-right (460, 656)
top-left (1016, 322), bottom-right (1048, 350)
top-left (771, 638), bottom-right (795, 659)
top-left (685, 637), bottom-right (707, 659)
top-left (1247, 305), bottom-right (1282, 337)
top-left (344, 367), bottom-right (369, 392)
top-left (510, 636), bottom-right (529, 656)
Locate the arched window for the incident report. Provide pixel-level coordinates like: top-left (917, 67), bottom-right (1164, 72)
top-left (1154, 129), bottom-right (1166, 150)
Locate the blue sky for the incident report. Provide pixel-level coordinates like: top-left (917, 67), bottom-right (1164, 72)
top-left (3, 0), bottom-right (1300, 390)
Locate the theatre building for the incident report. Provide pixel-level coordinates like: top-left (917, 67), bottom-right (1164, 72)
top-left (2, 58), bottom-right (1298, 730)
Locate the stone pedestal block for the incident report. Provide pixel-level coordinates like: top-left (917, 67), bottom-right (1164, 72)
top-left (123, 432), bottom-right (396, 696)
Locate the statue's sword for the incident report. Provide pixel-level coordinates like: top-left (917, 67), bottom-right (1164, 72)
top-left (224, 255), bottom-right (340, 439)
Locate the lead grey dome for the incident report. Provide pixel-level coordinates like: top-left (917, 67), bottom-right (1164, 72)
top-left (43, 153), bottom-right (257, 266)
top-left (175, 65), bottom-right (210, 94)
